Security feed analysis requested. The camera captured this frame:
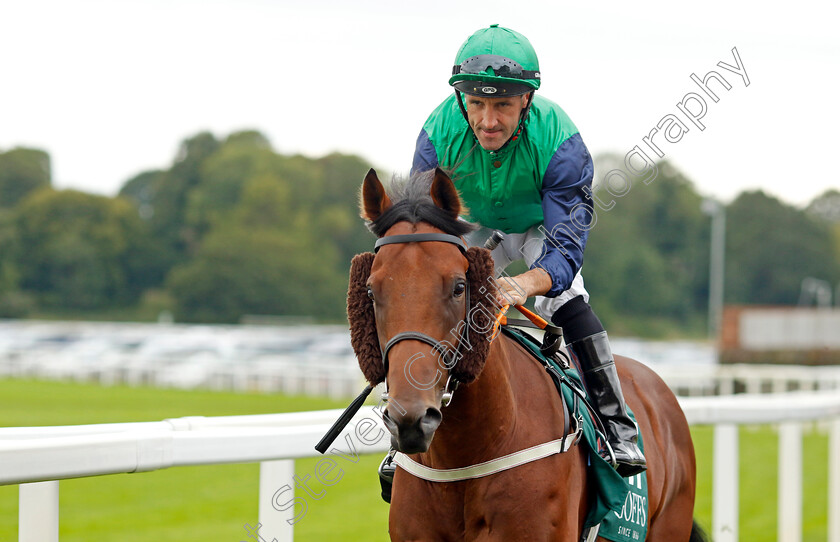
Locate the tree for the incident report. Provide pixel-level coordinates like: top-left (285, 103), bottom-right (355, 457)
top-left (807, 190), bottom-right (840, 271)
top-left (0, 211), bottom-right (20, 293)
top-left (0, 148), bottom-right (51, 209)
top-left (0, 210), bottom-right (34, 317)
top-left (127, 132), bottom-right (221, 260)
top-left (316, 152), bottom-right (379, 267)
top-left (166, 226), bottom-right (345, 323)
top-left (14, 189), bottom-right (156, 309)
top-left (584, 156), bottom-right (709, 332)
top-left (807, 189), bottom-right (840, 223)
top-left (119, 169), bottom-right (163, 220)
top-left (183, 133), bottom-right (278, 237)
top-left (726, 190), bottom-right (840, 305)
top-left (166, 164), bottom-right (357, 323)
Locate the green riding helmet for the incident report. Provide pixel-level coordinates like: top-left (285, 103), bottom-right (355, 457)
top-left (449, 24), bottom-right (541, 98)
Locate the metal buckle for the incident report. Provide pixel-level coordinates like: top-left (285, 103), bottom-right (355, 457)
top-left (562, 414), bottom-right (584, 453)
top-left (572, 415), bottom-right (584, 447)
top-left (441, 375), bottom-right (459, 407)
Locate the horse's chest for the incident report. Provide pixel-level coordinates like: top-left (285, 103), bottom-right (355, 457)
top-left (391, 467), bottom-right (581, 542)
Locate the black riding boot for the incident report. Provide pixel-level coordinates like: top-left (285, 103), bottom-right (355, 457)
top-left (552, 296), bottom-right (646, 478)
top-left (568, 331), bottom-right (646, 477)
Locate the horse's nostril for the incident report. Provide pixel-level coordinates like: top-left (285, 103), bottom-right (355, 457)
top-left (420, 407), bottom-right (443, 433)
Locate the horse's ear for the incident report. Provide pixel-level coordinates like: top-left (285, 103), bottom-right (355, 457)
top-left (347, 252), bottom-right (385, 385)
top-left (451, 246), bottom-right (496, 383)
top-left (361, 169), bottom-right (392, 222)
top-left (430, 167), bottom-right (461, 218)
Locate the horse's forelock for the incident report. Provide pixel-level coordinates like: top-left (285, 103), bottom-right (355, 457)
top-left (389, 169), bottom-right (435, 204)
top-left (367, 169), bottom-right (476, 238)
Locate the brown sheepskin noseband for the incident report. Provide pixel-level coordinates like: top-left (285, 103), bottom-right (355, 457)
top-left (346, 246), bottom-right (497, 386)
top-left (456, 247), bottom-right (496, 383)
top-left (347, 252), bottom-right (382, 383)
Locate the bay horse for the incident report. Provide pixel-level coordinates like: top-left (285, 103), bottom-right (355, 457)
top-left (348, 168), bottom-right (702, 541)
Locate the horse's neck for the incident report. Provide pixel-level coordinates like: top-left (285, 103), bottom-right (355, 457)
top-left (427, 338), bottom-right (519, 466)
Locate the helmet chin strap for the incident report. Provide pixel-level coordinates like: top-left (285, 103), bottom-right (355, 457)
top-left (520, 91), bottom-right (534, 124)
top-left (455, 90), bottom-right (535, 152)
top-left (455, 90), bottom-right (469, 122)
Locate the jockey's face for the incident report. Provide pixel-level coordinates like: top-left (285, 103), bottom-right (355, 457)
top-left (465, 93), bottom-right (529, 151)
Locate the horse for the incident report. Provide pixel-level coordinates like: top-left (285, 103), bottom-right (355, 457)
top-left (347, 167), bottom-right (703, 541)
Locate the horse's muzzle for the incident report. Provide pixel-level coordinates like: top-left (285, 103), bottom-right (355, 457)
top-left (382, 405), bottom-right (442, 454)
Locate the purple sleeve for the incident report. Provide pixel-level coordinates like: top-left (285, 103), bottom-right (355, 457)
top-left (531, 133), bottom-right (595, 297)
top-left (411, 129), bottom-right (439, 175)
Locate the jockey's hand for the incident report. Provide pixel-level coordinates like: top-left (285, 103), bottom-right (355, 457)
top-left (495, 278), bottom-right (528, 307)
top-left (493, 268), bottom-right (552, 308)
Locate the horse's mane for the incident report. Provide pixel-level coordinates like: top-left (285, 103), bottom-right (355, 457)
top-left (367, 169), bottom-right (477, 237)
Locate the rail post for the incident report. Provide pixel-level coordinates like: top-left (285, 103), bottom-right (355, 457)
top-left (712, 423), bottom-right (738, 542)
top-left (19, 481), bottom-right (58, 542)
top-left (258, 459), bottom-right (296, 542)
top-left (830, 418), bottom-right (840, 542)
top-left (778, 421), bottom-right (802, 542)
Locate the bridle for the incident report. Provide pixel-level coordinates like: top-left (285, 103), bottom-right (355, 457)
top-left (321, 228), bottom-right (593, 483)
top-left (363, 232), bottom-right (586, 483)
top-left (373, 232), bottom-right (471, 407)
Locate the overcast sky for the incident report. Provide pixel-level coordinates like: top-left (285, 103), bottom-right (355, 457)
top-left (2, 0), bottom-right (837, 206)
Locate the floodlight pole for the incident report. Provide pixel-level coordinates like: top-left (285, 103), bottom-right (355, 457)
top-left (702, 199), bottom-right (726, 343)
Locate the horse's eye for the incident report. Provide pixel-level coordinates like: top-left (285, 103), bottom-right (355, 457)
top-left (453, 282), bottom-right (466, 298)
top-left (367, 286), bottom-right (375, 300)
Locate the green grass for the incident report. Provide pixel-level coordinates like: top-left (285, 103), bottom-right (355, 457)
top-left (0, 379), bottom-right (389, 541)
top-left (0, 379), bottom-right (832, 541)
top-left (691, 424), bottom-right (830, 542)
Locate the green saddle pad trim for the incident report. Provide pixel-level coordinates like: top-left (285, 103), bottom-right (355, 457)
top-left (501, 327), bottom-right (648, 539)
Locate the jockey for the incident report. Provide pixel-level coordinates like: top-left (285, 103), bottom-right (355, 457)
top-left (408, 25), bottom-right (646, 479)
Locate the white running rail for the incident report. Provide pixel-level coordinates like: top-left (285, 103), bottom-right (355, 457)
top-left (1, 391), bottom-right (839, 542)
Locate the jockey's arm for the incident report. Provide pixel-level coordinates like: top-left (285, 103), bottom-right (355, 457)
top-left (535, 133), bottom-right (594, 298)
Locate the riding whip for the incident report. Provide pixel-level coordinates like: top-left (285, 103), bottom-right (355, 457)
top-left (484, 230), bottom-right (505, 250)
top-left (314, 384), bottom-right (373, 454)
